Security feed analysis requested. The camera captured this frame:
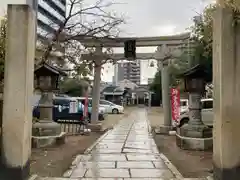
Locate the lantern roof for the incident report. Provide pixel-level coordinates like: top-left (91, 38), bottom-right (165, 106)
top-left (34, 62), bottom-right (67, 76)
top-left (179, 64), bottom-right (208, 79)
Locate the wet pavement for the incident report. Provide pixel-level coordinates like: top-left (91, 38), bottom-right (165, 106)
top-left (59, 108), bottom-right (178, 179)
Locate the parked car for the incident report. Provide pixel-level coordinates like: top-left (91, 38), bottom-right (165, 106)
top-left (33, 96), bottom-right (83, 122)
top-left (178, 98), bottom-right (213, 127)
top-left (180, 99), bottom-right (188, 112)
top-left (77, 97), bottom-right (123, 114)
top-left (32, 95), bottom-right (106, 122)
top-left (76, 97), bottom-right (107, 121)
top-left (99, 99), bottom-right (124, 114)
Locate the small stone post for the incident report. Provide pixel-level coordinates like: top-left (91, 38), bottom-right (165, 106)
top-left (0, 4), bottom-right (36, 180)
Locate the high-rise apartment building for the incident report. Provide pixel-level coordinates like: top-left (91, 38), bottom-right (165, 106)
top-left (114, 61), bottom-right (141, 85)
top-left (37, 0), bottom-right (66, 43)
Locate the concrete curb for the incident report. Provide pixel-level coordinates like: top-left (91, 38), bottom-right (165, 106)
top-left (159, 153), bottom-right (184, 179)
top-left (28, 174), bottom-right (38, 180)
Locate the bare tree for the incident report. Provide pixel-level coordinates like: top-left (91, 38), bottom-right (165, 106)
top-left (38, 0), bottom-right (125, 75)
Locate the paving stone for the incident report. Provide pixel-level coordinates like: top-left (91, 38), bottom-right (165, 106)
top-left (70, 168), bottom-right (87, 178)
top-left (130, 169), bottom-right (174, 178)
top-left (124, 143), bottom-right (153, 150)
top-left (82, 179), bottom-right (123, 180)
top-left (96, 143), bottom-right (124, 149)
top-left (122, 148), bottom-right (154, 154)
top-left (42, 178), bottom-right (79, 180)
top-left (60, 109), bottom-right (181, 180)
top-left (91, 148), bottom-right (122, 153)
top-left (125, 141), bottom-right (154, 145)
top-left (104, 135), bottom-right (127, 140)
top-left (126, 154), bottom-right (162, 161)
top-left (76, 162), bottom-right (116, 169)
top-left (85, 154), bottom-right (127, 161)
top-left (101, 139), bottom-right (126, 143)
top-left (85, 169), bottom-right (130, 178)
top-left (117, 161), bottom-right (154, 168)
top-left (152, 161), bottom-right (168, 168)
top-left (124, 178), bottom-right (163, 180)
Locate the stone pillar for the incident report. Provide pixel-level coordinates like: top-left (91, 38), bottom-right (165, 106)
top-left (91, 47), bottom-right (102, 124)
top-left (213, 5), bottom-right (240, 180)
top-left (0, 5), bottom-right (36, 180)
top-left (161, 61), bottom-right (171, 127)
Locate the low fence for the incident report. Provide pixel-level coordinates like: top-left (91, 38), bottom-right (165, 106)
top-left (56, 120), bottom-right (85, 136)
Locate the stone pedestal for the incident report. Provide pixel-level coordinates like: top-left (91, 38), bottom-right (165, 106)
top-left (212, 5), bottom-right (240, 180)
top-left (32, 92), bottom-right (65, 148)
top-left (155, 125), bottom-right (172, 135)
top-left (176, 124), bottom-right (212, 151)
top-left (176, 93), bottom-right (212, 150)
top-left (0, 5), bottom-right (36, 180)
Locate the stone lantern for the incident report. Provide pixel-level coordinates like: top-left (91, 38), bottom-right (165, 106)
top-left (176, 64), bottom-right (212, 151)
top-left (34, 63), bottom-right (61, 92)
top-left (32, 63), bottom-right (67, 148)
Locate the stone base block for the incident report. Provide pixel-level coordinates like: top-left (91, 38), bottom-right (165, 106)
top-left (154, 125), bottom-right (172, 135)
top-left (87, 123), bottom-right (103, 132)
top-left (32, 132), bottom-right (66, 148)
top-left (32, 121), bottom-right (61, 136)
top-left (176, 132), bottom-right (213, 151)
top-left (0, 160), bottom-right (30, 180)
top-left (178, 123), bottom-right (212, 138)
top-left (213, 163), bottom-right (240, 180)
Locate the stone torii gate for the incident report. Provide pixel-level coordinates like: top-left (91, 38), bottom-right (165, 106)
top-left (79, 33), bottom-right (190, 132)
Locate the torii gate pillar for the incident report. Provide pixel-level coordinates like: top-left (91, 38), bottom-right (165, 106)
top-left (213, 3), bottom-right (240, 180)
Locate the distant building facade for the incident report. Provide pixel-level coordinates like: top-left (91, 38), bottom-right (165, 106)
top-left (37, 0), bottom-right (66, 41)
top-left (114, 61), bottom-right (141, 85)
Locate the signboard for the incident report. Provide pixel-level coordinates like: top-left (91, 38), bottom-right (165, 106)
top-left (69, 101), bottom-right (78, 113)
top-left (124, 40), bottom-right (136, 59)
top-left (171, 88), bottom-right (180, 123)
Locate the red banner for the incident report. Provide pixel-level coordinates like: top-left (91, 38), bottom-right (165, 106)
top-left (84, 91), bottom-right (89, 117)
top-left (171, 88), bottom-right (180, 122)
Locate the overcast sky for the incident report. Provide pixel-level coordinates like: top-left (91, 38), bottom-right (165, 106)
top-left (101, 0), bottom-right (214, 83)
top-left (0, 0), bottom-right (214, 84)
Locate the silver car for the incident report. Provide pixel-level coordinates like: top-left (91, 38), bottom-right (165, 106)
top-left (178, 98), bottom-right (213, 127)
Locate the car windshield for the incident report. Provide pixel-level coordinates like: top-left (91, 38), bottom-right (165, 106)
top-left (180, 100), bottom-right (187, 107)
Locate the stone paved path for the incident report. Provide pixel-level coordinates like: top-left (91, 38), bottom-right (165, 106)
top-left (56, 108), bottom-right (180, 180)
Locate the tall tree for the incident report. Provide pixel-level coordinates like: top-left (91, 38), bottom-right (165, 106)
top-left (150, 70), bottom-right (162, 101)
top-left (38, 0), bottom-right (125, 77)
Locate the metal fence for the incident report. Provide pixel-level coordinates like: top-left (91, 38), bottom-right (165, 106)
top-left (56, 120), bottom-right (85, 136)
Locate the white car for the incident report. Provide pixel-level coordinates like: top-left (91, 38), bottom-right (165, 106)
top-left (178, 98), bottom-right (213, 127)
top-left (75, 97), bottom-right (108, 114)
top-left (180, 99), bottom-right (188, 112)
top-left (99, 99), bottom-right (124, 114)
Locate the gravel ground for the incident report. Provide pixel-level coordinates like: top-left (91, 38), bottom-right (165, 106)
top-left (30, 108), bottom-right (132, 177)
top-left (147, 107), bottom-right (213, 178)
